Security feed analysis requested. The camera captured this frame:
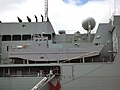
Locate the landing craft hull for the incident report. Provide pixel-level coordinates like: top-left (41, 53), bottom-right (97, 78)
top-left (0, 62), bottom-right (120, 90)
top-left (61, 63), bottom-right (120, 90)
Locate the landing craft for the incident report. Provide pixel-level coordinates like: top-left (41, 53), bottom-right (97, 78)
top-left (0, 0), bottom-right (120, 90)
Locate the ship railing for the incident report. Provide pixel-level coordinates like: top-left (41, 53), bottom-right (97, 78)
top-left (61, 51), bottom-right (113, 63)
top-left (0, 73), bottom-right (60, 77)
top-left (62, 51), bottom-right (99, 63)
top-left (0, 74), bottom-right (48, 77)
top-left (61, 40), bottom-right (115, 63)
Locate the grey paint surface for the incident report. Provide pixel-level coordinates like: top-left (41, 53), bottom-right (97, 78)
top-left (0, 15), bottom-right (120, 90)
top-left (0, 63), bottom-right (120, 90)
top-left (0, 77), bottom-right (44, 90)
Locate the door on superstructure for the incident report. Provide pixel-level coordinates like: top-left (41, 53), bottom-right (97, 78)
top-left (62, 65), bottom-right (73, 77)
top-left (17, 69), bottom-right (22, 77)
top-left (118, 37), bottom-right (120, 51)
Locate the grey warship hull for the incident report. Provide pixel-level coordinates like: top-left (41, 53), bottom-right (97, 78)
top-left (0, 62), bottom-right (120, 90)
top-left (0, 14), bottom-right (120, 90)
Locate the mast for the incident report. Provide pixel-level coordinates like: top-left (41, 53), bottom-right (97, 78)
top-left (44, 0), bottom-right (48, 21)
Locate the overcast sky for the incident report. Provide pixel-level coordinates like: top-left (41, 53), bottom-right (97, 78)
top-left (0, 0), bottom-right (119, 34)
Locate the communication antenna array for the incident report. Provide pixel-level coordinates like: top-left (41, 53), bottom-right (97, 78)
top-left (82, 17), bottom-right (96, 42)
top-left (44, 0), bottom-right (48, 21)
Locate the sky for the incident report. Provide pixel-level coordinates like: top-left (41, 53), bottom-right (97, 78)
top-left (0, 0), bottom-right (119, 34)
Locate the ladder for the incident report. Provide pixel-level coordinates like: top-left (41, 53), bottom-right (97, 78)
top-left (31, 74), bottom-right (55, 90)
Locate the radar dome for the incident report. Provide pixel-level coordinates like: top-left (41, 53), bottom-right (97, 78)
top-left (59, 30), bottom-right (66, 34)
top-left (82, 17), bottom-right (96, 31)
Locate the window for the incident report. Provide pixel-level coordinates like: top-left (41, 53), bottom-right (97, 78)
top-left (22, 34), bottom-right (31, 41)
top-left (43, 39), bottom-right (47, 41)
top-left (35, 39), bottom-right (38, 41)
top-left (39, 39), bottom-right (42, 41)
top-left (43, 34), bottom-right (51, 40)
top-left (12, 35), bottom-right (21, 41)
top-left (2, 35), bottom-right (11, 41)
top-left (95, 43), bottom-right (100, 46)
top-left (40, 57), bottom-right (44, 59)
top-left (34, 34), bottom-right (41, 38)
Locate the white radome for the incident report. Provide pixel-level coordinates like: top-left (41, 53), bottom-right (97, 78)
top-left (82, 17), bottom-right (96, 31)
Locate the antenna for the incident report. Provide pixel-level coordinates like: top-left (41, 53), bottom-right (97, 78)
top-left (44, 0), bottom-right (48, 21)
top-left (17, 16), bottom-right (22, 23)
top-left (82, 17), bottom-right (96, 42)
top-left (34, 15), bottom-right (38, 22)
top-left (27, 16), bottom-right (31, 22)
top-left (114, 0), bottom-right (116, 14)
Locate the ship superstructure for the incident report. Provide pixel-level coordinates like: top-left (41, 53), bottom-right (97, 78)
top-left (0, 20), bottom-right (111, 64)
top-left (0, 1), bottom-right (120, 89)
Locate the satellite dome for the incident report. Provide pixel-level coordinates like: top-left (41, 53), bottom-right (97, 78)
top-left (82, 17), bottom-right (96, 31)
top-left (74, 31), bottom-right (80, 37)
top-left (59, 30), bottom-right (66, 34)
